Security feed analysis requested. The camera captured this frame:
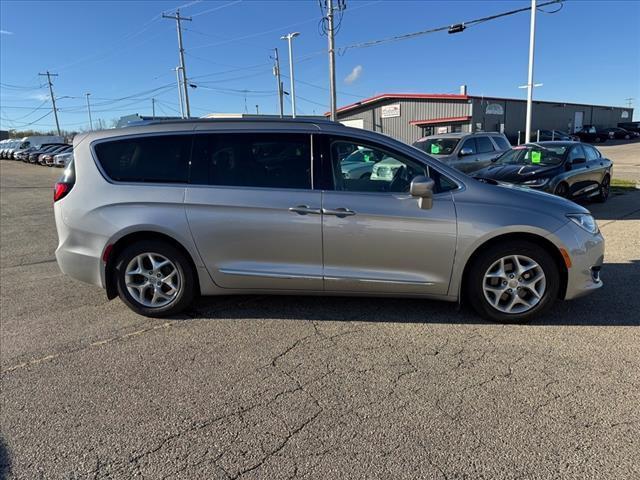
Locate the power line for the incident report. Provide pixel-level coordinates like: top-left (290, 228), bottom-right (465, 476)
top-left (339, 0), bottom-right (563, 53)
top-left (190, 0), bottom-right (242, 18)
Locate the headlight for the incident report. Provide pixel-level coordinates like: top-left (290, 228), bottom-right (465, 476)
top-left (567, 214), bottom-right (599, 234)
top-left (522, 177), bottom-right (549, 187)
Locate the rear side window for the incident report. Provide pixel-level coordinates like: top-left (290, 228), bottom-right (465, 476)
top-left (475, 136), bottom-right (495, 153)
top-left (491, 136), bottom-right (511, 150)
top-left (191, 133), bottom-right (311, 189)
top-left (94, 135), bottom-right (192, 183)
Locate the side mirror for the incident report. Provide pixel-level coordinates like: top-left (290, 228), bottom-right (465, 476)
top-left (410, 175), bottom-right (435, 210)
top-left (459, 147), bottom-right (473, 157)
top-left (572, 157), bottom-right (586, 165)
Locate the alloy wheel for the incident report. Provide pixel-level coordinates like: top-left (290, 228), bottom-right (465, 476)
top-left (483, 255), bottom-right (546, 314)
top-left (124, 253), bottom-right (182, 308)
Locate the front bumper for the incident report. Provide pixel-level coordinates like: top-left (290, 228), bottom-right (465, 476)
top-left (547, 221), bottom-right (605, 300)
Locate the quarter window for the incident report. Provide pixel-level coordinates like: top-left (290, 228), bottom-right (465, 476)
top-left (94, 135), bottom-right (192, 183)
top-left (191, 133), bottom-right (311, 189)
top-left (475, 136), bottom-right (495, 153)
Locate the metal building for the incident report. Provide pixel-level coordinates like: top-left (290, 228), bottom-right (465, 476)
top-left (332, 88), bottom-right (633, 145)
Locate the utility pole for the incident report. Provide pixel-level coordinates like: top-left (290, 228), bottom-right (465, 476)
top-left (273, 48), bottom-right (284, 117)
top-left (39, 71), bottom-right (61, 135)
top-left (524, 0), bottom-right (536, 144)
top-left (175, 66), bottom-right (185, 118)
top-left (624, 97), bottom-right (634, 108)
top-left (255, 104), bottom-right (259, 115)
top-left (326, 0), bottom-right (337, 121)
top-left (281, 32), bottom-right (300, 118)
top-left (85, 93), bottom-right (93, 130)
top-left (152, 98), bottom-right (156, 118)
top-left (163, 9), bottom-right (192, 118)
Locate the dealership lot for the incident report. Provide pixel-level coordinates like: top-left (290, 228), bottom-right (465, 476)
top-left (1, 152), bottom-right (639, 479)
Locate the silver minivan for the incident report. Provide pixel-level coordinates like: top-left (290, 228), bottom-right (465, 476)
top-left (54, 119), bottom-right (604, 322)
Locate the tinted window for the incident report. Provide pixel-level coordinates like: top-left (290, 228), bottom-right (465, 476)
top-left (491, 136), bottom-right (511, 150)
top-left (476, 136), bottom-right (495, 153)
top-left (95, 135), bottom-right (191, 183)
top-left (568, 145), bottom-right (586, 163)
top-left (460, 138), bottom-right (476, 154)
top-left (583, 145), bottom-right (601, 161)
top-left (191, 133), bottom-right (311, 189)
top-left (330, 139), bottom-right (426, 194)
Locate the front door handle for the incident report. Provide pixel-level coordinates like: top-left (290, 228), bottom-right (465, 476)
top-left (322, 207), bottom-right (357, 218)
top-left (289, 205), bottom-right (321, 215)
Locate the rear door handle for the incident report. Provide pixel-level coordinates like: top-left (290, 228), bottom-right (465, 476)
top-left (289, 205), bottom-right (321, 215)
top-left (322, 207), bottom-right (357, 218)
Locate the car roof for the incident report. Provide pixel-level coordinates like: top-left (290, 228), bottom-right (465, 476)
top-left (418, 131), bottom-right (503, 140)
top-left (525, 141), bottom-right (578, 147)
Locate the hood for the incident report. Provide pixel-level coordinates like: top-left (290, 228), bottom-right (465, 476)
top-left (472, 163), bottom-right (561, 182)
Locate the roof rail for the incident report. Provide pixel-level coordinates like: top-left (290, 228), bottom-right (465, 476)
top-left (125, 117), bottom-right (340, 127)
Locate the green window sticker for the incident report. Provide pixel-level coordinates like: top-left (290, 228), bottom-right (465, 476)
top-left (531, 151), bottom-right (541, 164)
top-left (364, 153), bottom-right (371, 162)
top-left (431, 144), bottom-right (441, 154)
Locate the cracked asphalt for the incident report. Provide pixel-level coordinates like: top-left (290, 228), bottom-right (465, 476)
top-left (1, 157), bottom-right (639, 479)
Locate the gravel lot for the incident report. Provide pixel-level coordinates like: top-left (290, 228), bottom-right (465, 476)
top-left (1, 152), bottom-right (639, 479)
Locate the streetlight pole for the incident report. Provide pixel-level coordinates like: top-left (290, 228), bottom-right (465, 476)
top-left (524, 0), bottom-right (537, 144)
top-left (85, 93), bottom-right (93, 130)
top-left (281, 32), bottom-right (300, 118)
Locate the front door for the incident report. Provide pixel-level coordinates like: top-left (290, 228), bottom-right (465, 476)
top-left (320, 136), bottom-right (457, 295)
top-left (185, 131), bottom-right (323, 290)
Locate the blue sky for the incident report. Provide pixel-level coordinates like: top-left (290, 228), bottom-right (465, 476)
top-left (1, 0), bottom-right (639, 132)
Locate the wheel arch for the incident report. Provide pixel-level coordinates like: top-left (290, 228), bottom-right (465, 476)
top-left (104, 231), bottom-right (201, 300)
top-left (459, 232), bottom-right (568, 303)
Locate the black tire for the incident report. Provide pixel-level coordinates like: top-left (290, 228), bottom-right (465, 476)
top-left (114, 239), bottom-right (195, 317)
top-left (465, 241), bottom-right (560, 323)
top-left (554, 182), bottom-right (570, 198)
top-left (594, 136), bottom-right (602, 143)
top-left (594, 175), bottom-right (610, 203)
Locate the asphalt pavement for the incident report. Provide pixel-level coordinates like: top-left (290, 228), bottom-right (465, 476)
top-left (1, 157), bottom-right (639, 480)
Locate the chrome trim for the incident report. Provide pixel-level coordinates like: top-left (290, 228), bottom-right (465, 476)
top-left (219, 268), bottom-right (322, 280)
top-left (289, 205), bottom-right (322, 215)
top-left (325, 276), bottom-right (435, 286)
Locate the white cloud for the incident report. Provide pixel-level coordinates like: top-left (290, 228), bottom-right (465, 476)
top-left (0, 30), bottom-right (14, 35)
top-left (344, 65), bottom-right (363, 85)
top-left (29, 93), bottom-right (50, 102)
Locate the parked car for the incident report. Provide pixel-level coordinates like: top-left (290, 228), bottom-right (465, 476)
top-left (54, 118), bottom-right (604, 323)
top-left (573, 125), bottom-right (609, 143)
top-left (337, 146), bottom-right (381, 179)
top-left (472, 142), bottom-right (612, 202)
top-left (42, 145), bottom-right (72, 166)
top-left (5, 139), bottom-right (24, 159)
top-left (618, 121), bottom-right (640, 134)
top-left (602, 127), bottom-right (638, 140)
top-left (28, 144), bottom-right (66, 164)
top-left (412, 132), bottom-right (511, 173)
top-left (53, 151), bottom-right (73, 167)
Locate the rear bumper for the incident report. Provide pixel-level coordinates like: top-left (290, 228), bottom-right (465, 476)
top-left (547, 221), bottom-right (605, 300)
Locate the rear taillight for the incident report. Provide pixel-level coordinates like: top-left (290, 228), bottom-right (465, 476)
top-left (53, 182), bottom-right (72, 202)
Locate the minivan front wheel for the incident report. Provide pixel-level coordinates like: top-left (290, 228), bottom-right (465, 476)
top-left (466, 241), bottom-right (560, 322)
top-left (115, 240), bottom-right (195, 317)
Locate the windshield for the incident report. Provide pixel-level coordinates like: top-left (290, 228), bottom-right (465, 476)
top-left (414, 138), bottom-right (459, 156)
top-left (495, 146), bottom-right (566, 166)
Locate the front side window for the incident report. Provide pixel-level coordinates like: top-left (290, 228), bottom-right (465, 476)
top-left (330, 139), bottom-right (427, 194)
top-left (568, 145), bottom-right (586, 163)
top-left (94, 135), bottom-right (192, 183)
top-left (475, 136), bottom-right (495, 153)
top-left (460, 138), bottom-right (477, 154)
top-left (191, 133), bottom-right (311, 189)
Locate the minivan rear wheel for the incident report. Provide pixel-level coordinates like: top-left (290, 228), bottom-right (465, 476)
top-left (466, 241), bottom-right (560, 323)
top-left (115, 240), bottom-right (195, 317)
